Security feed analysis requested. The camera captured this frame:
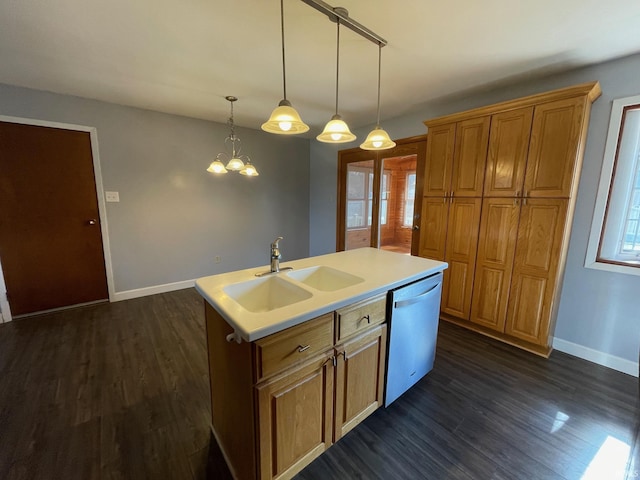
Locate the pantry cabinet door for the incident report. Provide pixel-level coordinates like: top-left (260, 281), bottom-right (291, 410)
top-left (451, 116), bottom-right (490, 197)
top-left (524, 97), bottom-right (585, 198)
top-left (417, 197), bottom-right (450, 261)
top-left (484, 107), bottom-right (533, 197)
top-left (441, 197), bottom-right (482, 320)
top-left (470, 198), bottom-right (520, 332)
top-left (423, 123), bottom-right (456, 197)
top-left (505, 199), bottom-right (568, 345)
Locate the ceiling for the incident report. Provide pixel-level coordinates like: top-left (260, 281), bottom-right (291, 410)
top-left (1, 0), bottom-right (640, 135)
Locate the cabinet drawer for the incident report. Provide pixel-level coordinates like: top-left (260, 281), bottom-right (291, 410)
top-left (336, 294), bottom-right (387, 341)
top-left (254, 313), bottom-right (334, 381)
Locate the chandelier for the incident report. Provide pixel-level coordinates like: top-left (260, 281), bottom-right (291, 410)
top-left (207, 96), bottom-right (259, 176)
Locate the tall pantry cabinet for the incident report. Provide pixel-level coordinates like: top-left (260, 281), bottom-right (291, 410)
top-left (417, 82), bottom-right (601, 356)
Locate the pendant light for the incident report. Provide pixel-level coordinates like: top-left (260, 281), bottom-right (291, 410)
top-left (207, 96), bottom-right (259, 176)
top-left (317, 16), bottom-right (356, 143)
top-left (261, 0), bottom-right (309, 135)
top-left (360, 44), bottom-right (396, 150)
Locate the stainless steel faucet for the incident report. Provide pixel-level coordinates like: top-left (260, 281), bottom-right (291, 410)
top-left (270, 236), bottom-right (283, 273)
top-left (256, 236), bottom-right (293, 276)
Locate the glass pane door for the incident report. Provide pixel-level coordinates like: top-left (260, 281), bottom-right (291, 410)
top-left (377, 154), bottom-right (418, 255)
top-left (336, 138), bottom-right (426, 253)
top-left (345, 160), bottom-right (375, 250)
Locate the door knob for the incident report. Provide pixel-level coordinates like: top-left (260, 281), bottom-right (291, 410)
top-left (413, 225), bottom-right (419, 230)
top-left (87, 219), bottom-right (97, 225)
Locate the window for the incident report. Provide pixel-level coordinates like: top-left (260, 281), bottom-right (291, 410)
top-left (403, 172), bottom-right (416, 227)
top-left (347, 169), bottom-right (367, 228)
top-left (373, 172), bottom-right (390, 226)
top-left (585, 95), bottom-right (640, 275)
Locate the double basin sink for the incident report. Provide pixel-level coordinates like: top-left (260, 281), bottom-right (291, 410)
top-left (223, 266), bottom-right (364, 313)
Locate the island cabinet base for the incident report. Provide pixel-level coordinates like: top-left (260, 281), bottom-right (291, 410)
top-left (204, 293), bottom-right (388, 480)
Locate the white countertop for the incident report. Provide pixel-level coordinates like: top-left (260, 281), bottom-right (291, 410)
top-left (195, 247), bottom-right (447, 342)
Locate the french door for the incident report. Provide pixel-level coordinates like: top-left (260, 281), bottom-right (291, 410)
top-left (337, 137), bottom-right (427, 254)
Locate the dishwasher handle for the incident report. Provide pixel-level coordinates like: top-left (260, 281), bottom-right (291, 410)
top-left (394, 283), bottom-right (441, 308)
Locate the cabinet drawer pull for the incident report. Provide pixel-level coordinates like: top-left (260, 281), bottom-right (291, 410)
top-left (297, 344), bottom-right (310, 353)
top-left (359, 314), bottom-right (370, 324)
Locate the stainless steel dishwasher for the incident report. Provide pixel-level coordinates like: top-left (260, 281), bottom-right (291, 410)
top-left (385, 271), bottom-right (443, 407)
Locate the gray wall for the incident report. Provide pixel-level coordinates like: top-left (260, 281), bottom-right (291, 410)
top-left (310, 52), bottom-right (640, 365)
top-left (0, 84), bottom-right (310, 293)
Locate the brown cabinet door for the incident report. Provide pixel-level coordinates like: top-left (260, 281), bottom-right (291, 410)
top-left (470, 198), bottom-right (520, 332)
top-left (451, 116), bottom-right (490, 197)
top-left (334, 324), bottom-right (387, 442)
top-left (423, 123), bottom-right (456, 197)
top-left (505, 199), bottom-right (568, 345)
top-left (524, 97), bottom-right (586, 198)
top-left (484, 107), bottom-right (533, 197)
top-left (256, 352), bottom-right (334, 480)
top-left (417, 197), bottom-right (450, 261)
top-left (441, 197), bottom-right (482, 319)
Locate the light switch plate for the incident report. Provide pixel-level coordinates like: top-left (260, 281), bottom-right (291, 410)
top-left (105, 191), bottom-right (120, 202)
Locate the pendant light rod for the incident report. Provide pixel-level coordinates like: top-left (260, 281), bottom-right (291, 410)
top-left (299, 0), bottom-right (387, 46)
top-left (280, 0), bottom-right (288, 100)
top-left (334, 20), bottom-right (340, 115)
top-left (375, 44), bottom-right (382, 126)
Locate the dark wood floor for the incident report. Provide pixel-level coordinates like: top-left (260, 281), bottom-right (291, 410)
top-left (0, 288), bottom-right (637, 479)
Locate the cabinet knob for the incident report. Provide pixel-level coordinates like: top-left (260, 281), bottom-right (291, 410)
top-left (297, 344), bottom-right (310, 353)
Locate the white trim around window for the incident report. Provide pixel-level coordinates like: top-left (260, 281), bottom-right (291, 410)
top-left (585, 94), bottom-right (640, 277)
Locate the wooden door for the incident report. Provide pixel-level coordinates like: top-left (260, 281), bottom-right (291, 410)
top-left (484, 107), bottom-right (533, 197)
top-left (0, 122), bottom-right (108, 316)
top-left (451, 116), bottom-right (490, 197)
top-left (334, 324), bottom-right (387, 442)
top-left (256, 352), bottom-right (334, 480)
top-left (470, 198), bottom-right (520, 332)
top-left (423, 123), bottom-right (455, 197)
top-left (524, 97), bottom-right (586, 198)
top-left (505, 199), bottom-right (568, 345)
top-left (441, 197), bottom-right (482, 320)
top-left (417, 197), bottom-right (449, 261)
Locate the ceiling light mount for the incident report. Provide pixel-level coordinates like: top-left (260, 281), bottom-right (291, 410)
top-left (300, 0), bottom-right (387, 46)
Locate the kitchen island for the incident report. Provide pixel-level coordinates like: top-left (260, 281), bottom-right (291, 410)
top-left (195, 248), bottom-right (447, 480)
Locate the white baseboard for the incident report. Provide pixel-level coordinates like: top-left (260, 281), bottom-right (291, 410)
top-left (0, 294), bottom-right (11, 323)
top-left (552, 337), bottom-right (639, 377)
top-left (113, 279), bottom-right (196, 302)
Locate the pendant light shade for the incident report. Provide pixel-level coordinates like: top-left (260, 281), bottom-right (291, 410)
top-left (317, 114), bottom-right (356, 143)
top-left (225, 157), bottom-right (245, 171)
top-left (207, 157), bottom-right (228, 174)
top-left (262, 99), bottom-right (309, 134)
top-left (361, 44), bottom-right (395, 151)
top-left (239, 161), bottom-right (259, 176)
top-left (262, 0), bottom-right (308, 135)
top-left (317, 18), bottom-right (356, 144)
top-left (207, 96), bottom-right (259, 176)
top-left (360, 127), bottom-right (395, 150)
